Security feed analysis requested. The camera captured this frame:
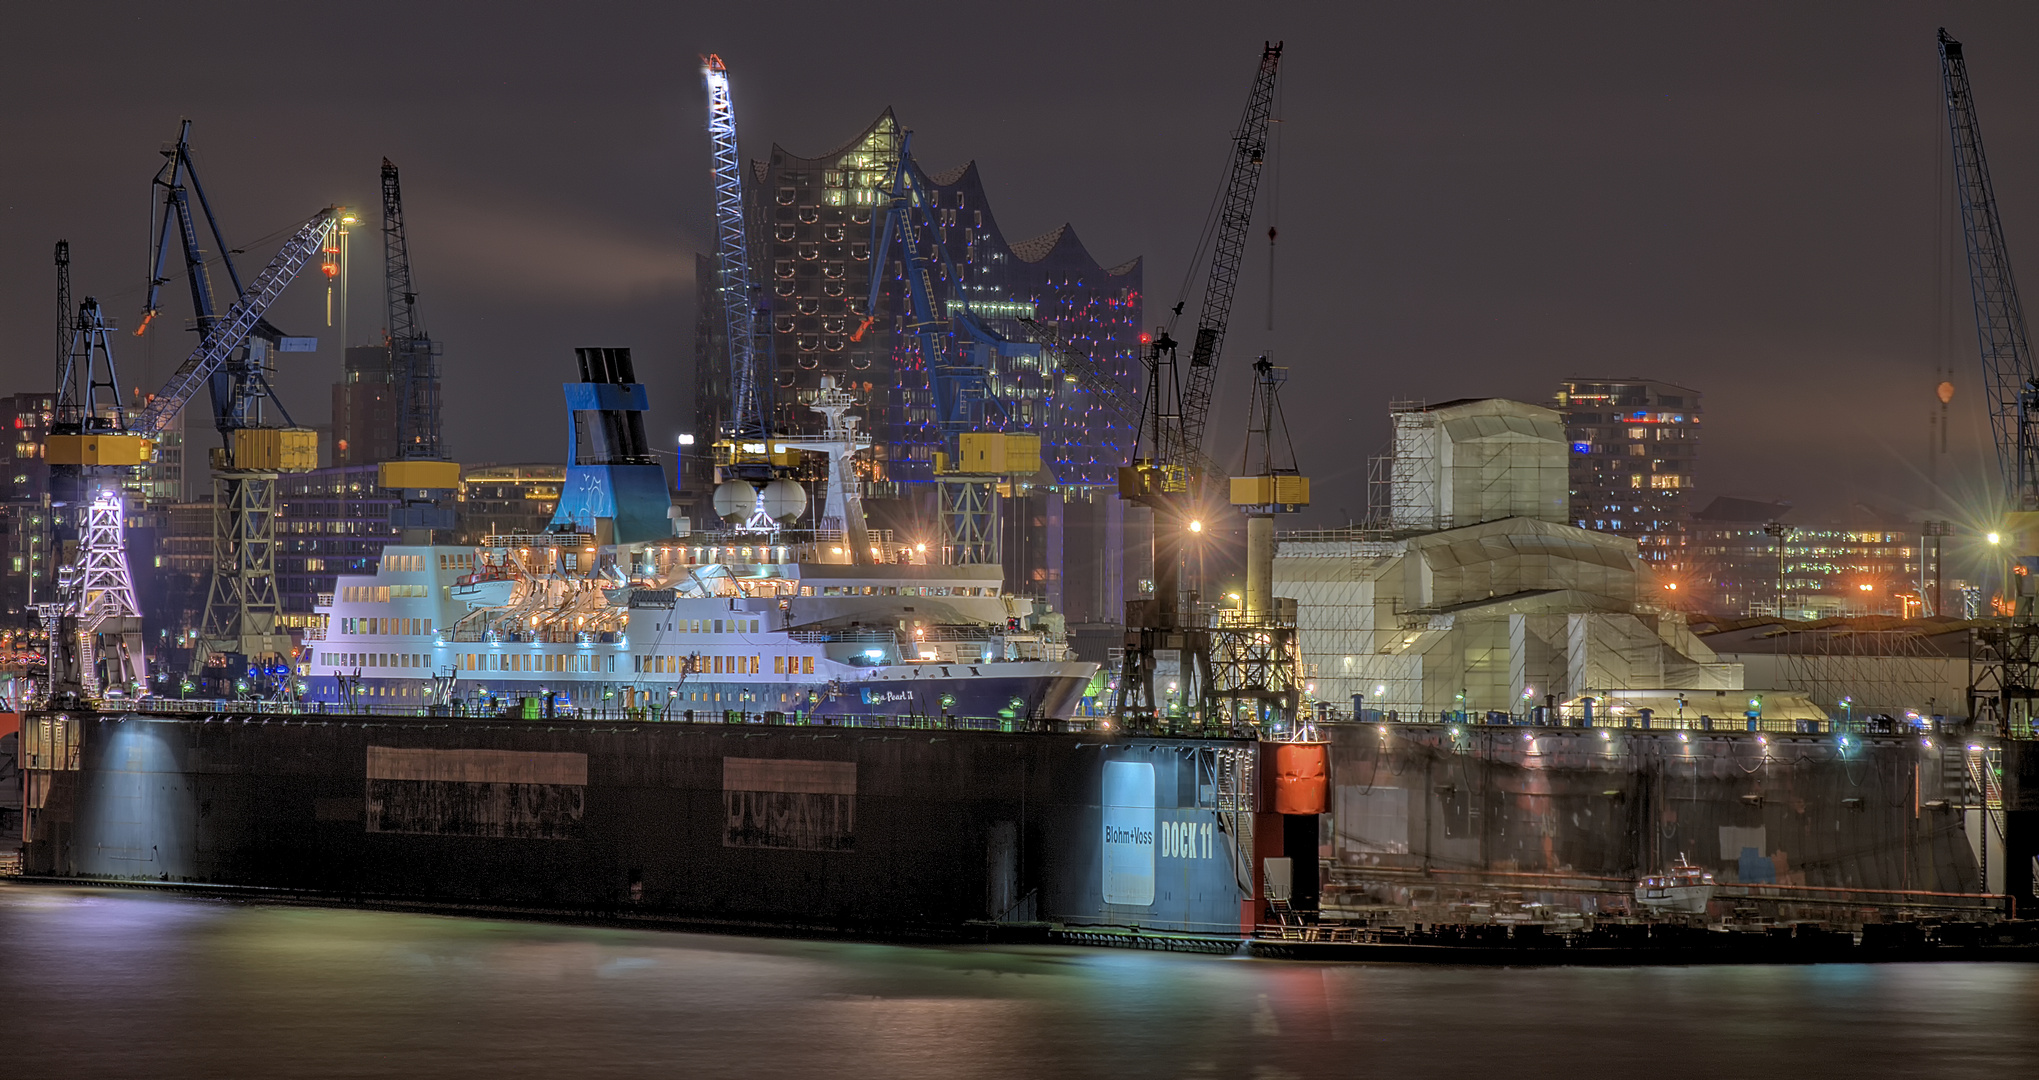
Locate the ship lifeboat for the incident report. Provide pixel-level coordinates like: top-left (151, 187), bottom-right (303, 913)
top-left (452, 572), bottom-right (518, 609)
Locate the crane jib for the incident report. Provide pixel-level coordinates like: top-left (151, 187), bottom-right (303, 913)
top-left (1941, 29), bottom-right (2039, 512)
top-left (129, 210), bottom-right (339, 438)
top-left (1176, 42), bottom-right (1281, 476)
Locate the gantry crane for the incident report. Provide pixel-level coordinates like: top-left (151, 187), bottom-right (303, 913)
top-left (378, 158), bottom-right (460, 533)
top-left (40, 200), bottom-right (339, 700)
top-left (129, 122), bottom-right (338, 678)
top-left (1116, 42), bottom-right (1283, 726)
top-left (42, 245), bottom-right (149, 701)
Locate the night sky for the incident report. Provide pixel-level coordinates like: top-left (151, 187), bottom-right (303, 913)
top-left (5, 2), bottom-right (2039, 528)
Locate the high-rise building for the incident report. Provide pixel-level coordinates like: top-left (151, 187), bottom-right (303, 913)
top-left (1555, 378), bottom-right (1700, 574)
top-left (332, 346), bottom-right (398, 467)
top-left (456, 464), bottom-right (565, 541)
top-left (1, 392), bottom-right (53, 505)
top-left (0, 393), bottom-right (54, 627)
top-left (692, 109), bottom-right (1142, 625)
top-left (275, 464), bottom-right (401, 624)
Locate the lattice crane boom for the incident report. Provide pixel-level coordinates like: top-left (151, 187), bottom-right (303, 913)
top-left (1941, 28), bottom-right (2039, 511)
top-left (1177, 41), bottom-right (1282, 477)
top-left (129, 207), bottom-right (341, 438)
top-left (382, 159), bottom-right (444, 460)
top-left (705, 55), bottom-right (770, 440)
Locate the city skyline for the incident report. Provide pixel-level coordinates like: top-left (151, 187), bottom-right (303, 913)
top-left (2, 4), bottom-right (2037, 528)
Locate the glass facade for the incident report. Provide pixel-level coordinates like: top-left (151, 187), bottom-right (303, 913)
top-left (697, 109), bottom-right (1143, 494)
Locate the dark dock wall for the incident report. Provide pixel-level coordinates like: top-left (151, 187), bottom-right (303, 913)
top-left (21, 713), bottom-right (1247, 936)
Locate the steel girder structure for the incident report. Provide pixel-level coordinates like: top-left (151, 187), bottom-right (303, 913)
top-left (200, 470), bottom-right (287, 662)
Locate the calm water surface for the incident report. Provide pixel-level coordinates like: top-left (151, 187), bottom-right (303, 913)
top-left (6, 883), bottom-right (2038, 1078)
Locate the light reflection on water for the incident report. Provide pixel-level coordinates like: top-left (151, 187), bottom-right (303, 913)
top-left (7, 883), bottom-right (2039, 1079)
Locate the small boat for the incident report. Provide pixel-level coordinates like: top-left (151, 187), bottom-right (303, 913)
top-left (1635, 855), bottom-right (1716, 914)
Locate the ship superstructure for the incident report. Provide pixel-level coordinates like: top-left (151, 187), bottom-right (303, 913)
top-left (305, 533), bottom-right (1095, 720)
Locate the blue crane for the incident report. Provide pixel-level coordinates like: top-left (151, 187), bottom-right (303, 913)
top-left (136, 121), bottom-right (320, 446)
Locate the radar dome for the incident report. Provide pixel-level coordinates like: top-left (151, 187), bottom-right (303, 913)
top-left (712, 481), bottom-right (758, 524)
top-left (760, 478), bottom-right (808, 525)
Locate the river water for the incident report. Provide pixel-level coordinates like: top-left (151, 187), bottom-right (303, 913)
top-left (6, 883), bottom-right (2038, 1078)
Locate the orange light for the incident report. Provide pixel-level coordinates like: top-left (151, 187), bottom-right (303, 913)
top-left (1664, 582), bottom-right (1677, 591)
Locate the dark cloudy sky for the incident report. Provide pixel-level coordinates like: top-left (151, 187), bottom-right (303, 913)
top-left (4, 1), bottom-right (2038, 529)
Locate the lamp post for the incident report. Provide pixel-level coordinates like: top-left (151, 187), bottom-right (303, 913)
top-left (1763, 521), bottom-right (1794, 618)
top-left (1989, 530), bottom-right (2005, 615)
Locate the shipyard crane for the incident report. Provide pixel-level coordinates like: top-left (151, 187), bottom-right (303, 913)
top-left (702, 55), bottom-right (817, 538)
top-left (866, 139), bottom-right (1049, 564)
top-left (132, 123), bottom-right (335, 677)
top-left (54, 241), bottom-right (70, 376)
top-left (379, 158), bottom-right (460, 534)
top-left (42, 246), bottom-right (150, 702)
top-left (1212, 356), bottom-right (1309, 727)
top-left (704, 55), bottom-right (770, 443)
top-left (1940, 25), bottom-right (2039, 908)
top-left (1116, 42), bottom-right (1283, 726)
top-left (42, 204), bottom-right (341, 699)
top-left (1942, 30), bottom-right (2039, 520)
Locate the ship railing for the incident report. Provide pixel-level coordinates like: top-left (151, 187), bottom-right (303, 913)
top-left (786, 629), bottom-right (898, 644)
top-left (1326, 708), bottom-right (1948, 739)
top-left (113, 695), bottom-right (1238, 735)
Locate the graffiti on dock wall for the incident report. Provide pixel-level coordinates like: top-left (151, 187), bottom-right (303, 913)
top-left (722, 757), bottom-right (856, 851)
top-left (364, 746), bottom-right (587, 839)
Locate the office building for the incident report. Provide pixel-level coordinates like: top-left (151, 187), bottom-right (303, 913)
top-left (1690, 496), bottom-right (1918, 618)
top-left (1555, 378), bottom-right (1700, 574)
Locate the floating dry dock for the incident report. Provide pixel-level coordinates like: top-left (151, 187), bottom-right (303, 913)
top-left (15, 706), bottom-right (2026, 957)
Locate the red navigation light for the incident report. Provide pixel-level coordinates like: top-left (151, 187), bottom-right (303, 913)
top-left (1139, 332), bottom-right (1151, 344)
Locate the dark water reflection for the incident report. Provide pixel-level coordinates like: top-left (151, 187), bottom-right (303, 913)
top-left (7, 884), bottom-right (2039, 1078)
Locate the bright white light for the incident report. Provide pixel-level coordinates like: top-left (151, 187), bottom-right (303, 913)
top-left (678, 434), bottom-right (696, 446)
